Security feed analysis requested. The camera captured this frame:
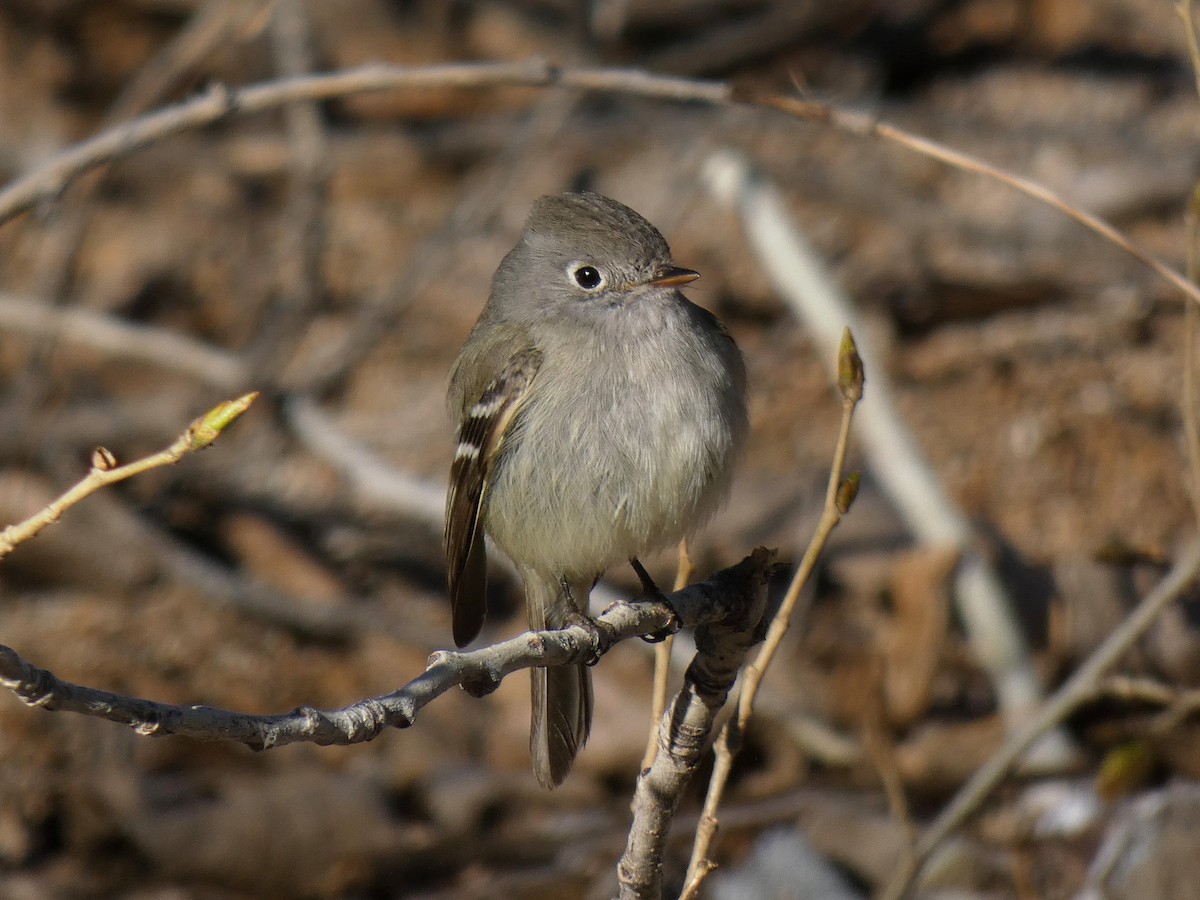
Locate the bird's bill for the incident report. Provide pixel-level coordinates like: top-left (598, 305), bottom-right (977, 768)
top-left (648, 266), bottom-right (700, 287)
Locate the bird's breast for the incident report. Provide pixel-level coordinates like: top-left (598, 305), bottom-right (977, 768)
top-left (483, 305), bottom-right (745, 580)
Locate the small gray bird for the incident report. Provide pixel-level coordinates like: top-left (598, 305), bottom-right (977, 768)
top-left (445, 191), bottom-right (748, 788)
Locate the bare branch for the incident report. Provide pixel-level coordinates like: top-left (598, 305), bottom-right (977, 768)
top-left (0, 553), bottom-right (767, 752)
top-left (703, 150), bottom-right (1072, 766)
top-left (617, 548), bottom-right (773, 899)
top-left (0, 292), bottom-right (247, 390)
top-left (641, 539), bottom-right (694, 771)
top-left (1, 62), bottom-right (1197, 313)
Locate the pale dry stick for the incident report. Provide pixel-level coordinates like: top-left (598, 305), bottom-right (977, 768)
top-left (0, 392), bottom-right (257, 558)
top-left (283, 394), bottom-right (447, 525)
top-left (0, 292), bottom-right (247, 390)
top-left (640, 538), bottom-right (695, 771)
top-left (0, 63), bottom-right (723, 226)
top-left (252, 0), bottom-right (330, 381)
top-left (0, 62), bottom-right (1198, 312)
top-left (0, 551), bottom-right (766, 752)
top-left (881, 542), bottom-right (1200, 900)
top-left (704, 150), bottom-right (1073, 767)
top-left (680, 329), bottom-right (863, 898)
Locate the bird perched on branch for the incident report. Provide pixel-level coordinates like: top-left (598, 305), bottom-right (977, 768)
top-left (445, 191), bottom-right (747, 787)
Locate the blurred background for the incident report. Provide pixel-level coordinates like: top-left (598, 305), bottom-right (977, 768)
top-left (0, 1), bottom-right (1199, 897)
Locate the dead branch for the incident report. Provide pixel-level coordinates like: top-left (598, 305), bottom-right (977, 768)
top-left (617, 548), bottom-right (773, 899)
top-left (0, 553), bottom-right (767, 753)
top-left (0, 62), bottom-right (1196, 312)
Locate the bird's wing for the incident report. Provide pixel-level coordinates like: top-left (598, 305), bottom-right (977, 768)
top-left (445, 345), bottom-right (542, 647)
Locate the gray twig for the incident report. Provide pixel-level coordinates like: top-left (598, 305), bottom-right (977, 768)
top-left (0, 551), bottom-right (767, 752)
top-left (0, 291), bottom-right (247, 390)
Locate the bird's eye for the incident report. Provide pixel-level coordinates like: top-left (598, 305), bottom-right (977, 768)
top-left (571, 265), bottom-right (603, 290)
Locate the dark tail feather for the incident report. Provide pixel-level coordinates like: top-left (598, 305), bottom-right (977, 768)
top-left (527, 576), bottom-right (593, 789)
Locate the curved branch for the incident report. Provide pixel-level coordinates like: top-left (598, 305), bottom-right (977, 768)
top-left (0, 62), bottom-right (1195, 309)
top-left (0, 551), bottom-right (768, 752)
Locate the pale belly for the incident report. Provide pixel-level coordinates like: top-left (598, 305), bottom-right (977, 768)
top-left (482, 351), bottom-right (742, 581)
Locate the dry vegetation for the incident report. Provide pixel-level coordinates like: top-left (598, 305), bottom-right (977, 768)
top-left (2, 1), bottom-right (1200, 897)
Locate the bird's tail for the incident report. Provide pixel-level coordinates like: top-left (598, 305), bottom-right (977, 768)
top-left (526, 574), bottom-right (593, 789)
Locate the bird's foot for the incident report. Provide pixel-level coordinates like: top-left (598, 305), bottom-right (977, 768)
top-left (629, 558), bottom-right (680, 643)
top-left (559, 606), bottom-right (605, 666)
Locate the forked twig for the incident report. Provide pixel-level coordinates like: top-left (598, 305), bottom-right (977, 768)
top-left (1, 552), bottom-right (767, 755)
top-left (618, 549), bottom-right (774, 899)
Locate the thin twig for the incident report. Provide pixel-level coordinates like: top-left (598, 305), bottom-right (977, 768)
top-left (0, 550), bottom-right (768, 753)
top-left (680, 329), bottom-right (863, 898)
top-left (0, 62), bottom-right (1197, 314)
top-left (0, 291), bottom-right (248, 390)
top-left (881, 542), bottom-right (1200, 900)
top-left (250, 0), bottom-right (330, 383)
top-left (641, 539), bottom-right (694, 770)
top-left (0, 392), bottom-right (258, 559)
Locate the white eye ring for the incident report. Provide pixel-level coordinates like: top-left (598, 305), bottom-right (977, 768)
top-left (567, 263), bottom-right (605, 291)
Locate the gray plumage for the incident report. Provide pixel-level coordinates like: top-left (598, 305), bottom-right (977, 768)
top-left (445, 191), bottom-right (748, 788)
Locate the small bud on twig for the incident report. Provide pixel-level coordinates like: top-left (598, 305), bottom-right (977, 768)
top-left (836, 472), bottom-right (861, 514)
top-left (91, 447), bottom-right (118, 471)
top-left (187, 391), bottom-right (259, 450)
top-left (838, 327), bottom-right (864, 403)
